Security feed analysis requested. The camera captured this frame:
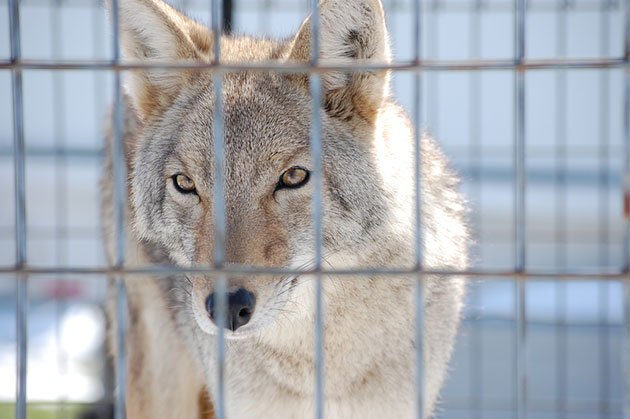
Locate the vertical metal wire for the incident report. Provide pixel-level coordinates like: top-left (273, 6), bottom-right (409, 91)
top-left (468, 0), bottom-right (483, 416)
top-left (210, 1), bottom-right (227, 418)
top-left (9, 0), bottom-right (24, 267)
top-left (554, 1), bottom-right (568, 416)
top-left (112, 0), bottom-right (127, 269)
top-left (14, 278), bottom-right (27, 419)
top-left (111, 0), bottom-right (129, 417)
top-left (93, 3), bottom-right (114, 407)
top-left (93, 0), bottom-right (107, 150)
top-left (623, 0), bottom-right (630, 416)
top-left (111, 0), bottom-right (126, 273)
top-left (514, 0), bottom-right (526, 274)
top-left (114, 276), bottom-right (128, 419)
top-left (52, 0), bottom-right (67, 265)
top-left (426, 0), bottom-right (439, 138)
top-left (308, 1), bottom-right (324, 418)
top-left (598, 0), bottom-right (613, 413)
top-left (513, 0), bottom-right (527, 418)
top-left (412, 0), bottom-right (425, 418)
top-left (414, 273), bottom-right (424, 419)
top-left (51, 0), bottom-right (69, 414)
top-left (9, 0), bottom-right (27, 416)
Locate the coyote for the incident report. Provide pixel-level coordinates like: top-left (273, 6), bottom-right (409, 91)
top-left (101, 0), bottom-right (468, 418)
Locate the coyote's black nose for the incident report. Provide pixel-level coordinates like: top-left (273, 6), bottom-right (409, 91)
top-left (206, 288), bottom-right (256, 331)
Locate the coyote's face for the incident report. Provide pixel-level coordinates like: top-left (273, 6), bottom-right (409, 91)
top-left (117, 0), bottom-right (410, 337)
top-left (132, 73), bottom-right (394, 337)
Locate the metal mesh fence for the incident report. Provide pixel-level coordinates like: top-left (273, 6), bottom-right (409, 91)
top-left (0, 0), bottom-right (628, 418)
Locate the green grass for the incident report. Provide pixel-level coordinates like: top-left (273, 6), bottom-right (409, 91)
top-left (0, 402), bottom-right (88, 419)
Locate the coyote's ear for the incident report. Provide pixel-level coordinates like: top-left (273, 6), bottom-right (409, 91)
top-left (287, 0), bottom-right (391, 123)
top-left (107, 0), bottom-right (213, 118)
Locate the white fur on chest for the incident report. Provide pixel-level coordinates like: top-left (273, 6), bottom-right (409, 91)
top-left (225, 393), bottom-right (415, 419)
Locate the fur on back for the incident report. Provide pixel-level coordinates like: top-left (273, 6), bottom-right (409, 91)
top-left (101, 0), bottom-right (468, 418)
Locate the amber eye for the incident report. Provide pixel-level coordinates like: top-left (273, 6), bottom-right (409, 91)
top-left (172, 174), bottom-right (197, 194)
top-left (278, 166), bottom-right (310, 190)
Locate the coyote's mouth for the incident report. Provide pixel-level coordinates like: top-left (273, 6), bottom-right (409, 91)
top-left (219, 326), bottom-right (260, 340)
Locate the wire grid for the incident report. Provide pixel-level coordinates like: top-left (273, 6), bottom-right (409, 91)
top-left (1, 0), bottom-right (629, 418)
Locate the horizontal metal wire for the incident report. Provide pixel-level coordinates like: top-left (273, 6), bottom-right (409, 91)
top-left (3, 145), bottom-right (628, 159)
top-left (0, 265), bottom-right (627, 280)
top-left (0, 0), bottom-right (622, 13)
top-left (0, 57), bottom-right (627, 72)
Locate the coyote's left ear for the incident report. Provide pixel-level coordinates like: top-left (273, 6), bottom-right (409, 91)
top-left (106, 0), bottom-right (213, 119)
top-left (287, 0), bottom-right (391, 123)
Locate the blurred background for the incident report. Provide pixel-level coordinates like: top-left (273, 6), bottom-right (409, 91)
top-left (0, 0), bottom-right (626, 417)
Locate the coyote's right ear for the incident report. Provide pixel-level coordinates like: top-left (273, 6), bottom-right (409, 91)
top-left (107, 0), bottom-right (213, 118)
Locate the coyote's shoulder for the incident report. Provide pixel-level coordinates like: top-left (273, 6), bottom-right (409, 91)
top-left (102, 0), bottom-right (468, 418)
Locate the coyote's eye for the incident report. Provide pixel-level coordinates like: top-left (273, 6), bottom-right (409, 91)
top-left (277, 167), bottom-right (310, 190)
top-left (172, 174), bottom-right (197, 194)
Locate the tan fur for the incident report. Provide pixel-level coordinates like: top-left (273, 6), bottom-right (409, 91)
top-left (199, 389), bottom-right (215, 419)
top-left (102, 1), bottom-right (468, 418)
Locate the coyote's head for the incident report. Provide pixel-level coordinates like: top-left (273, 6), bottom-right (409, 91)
top-left (114, 0), bottom-right (423, 338)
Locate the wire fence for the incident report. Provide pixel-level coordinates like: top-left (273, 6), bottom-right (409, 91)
top-left (1, 0), bottom-right (629, 418)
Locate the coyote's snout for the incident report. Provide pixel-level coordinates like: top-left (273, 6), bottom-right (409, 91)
top-left (101, 0), bottom-right (469, 417)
